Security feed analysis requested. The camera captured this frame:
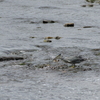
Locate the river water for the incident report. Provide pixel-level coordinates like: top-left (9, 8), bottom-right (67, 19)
top-left (0, 0), bottom-right (100, 100)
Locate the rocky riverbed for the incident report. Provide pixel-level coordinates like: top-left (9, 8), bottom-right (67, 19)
top-left (0, 0), bottom-right (100, 100)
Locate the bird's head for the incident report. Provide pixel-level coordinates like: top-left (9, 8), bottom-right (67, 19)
top-left (53, 54), bottom-right (62, 62)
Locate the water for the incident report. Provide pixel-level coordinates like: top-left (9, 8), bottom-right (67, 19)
top-left (0, 0), bottom-right (100, 100)
top-left (0, 0), bottom-right (100, 51)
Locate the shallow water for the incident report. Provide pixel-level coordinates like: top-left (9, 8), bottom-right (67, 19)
top-left (0, 0), bottom-right (100, 100)
top-left (0, 0), bottom-right (100, 51)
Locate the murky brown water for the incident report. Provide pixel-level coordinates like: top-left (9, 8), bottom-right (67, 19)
top-left (0, 0), bottom-right (100, 100)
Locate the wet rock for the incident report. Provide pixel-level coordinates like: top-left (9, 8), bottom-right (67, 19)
top-left (35, 64), bottom-right (48, 68)
top-left (81, 4), bottom-right (93, 7)
top-left (44, 36), bottom-right (61, 40)
top-left (95, 53), bottom-right (100, 56)
top-left (64, 23), bottom-right (74, 27)
top-left (92, 49), bottom-right (100, 56)
top-left (0, 56), bottom-right (24, 61)
top-left (38, 6), bottom-right (60, 9)
top-left (55, 36), bottom-right (61, 40)
top-left (92, 49), bottom-right (100, 51)
top-left (86, 0), bottom-right (95, 3)
top-left (81, 5), bottom-right (86, 7)
top-left (44, 39), bottom-right (52, 42)
top-left (88, 4), bottom-right (94, 7)
top-left (83, 68), bottom-right (92, 71)
top-left (83, 26), bottom-right (93, 28)
top-left (30, 36), bottom-right (35, 38)
top-left (45, 37), bottom-right (54, 39)
top-left (37, 27), bottom-right (41, 28)
top-left (84, 63), bottom-right (92, 66)
top-left (43, 20), bottom-right (56, 24)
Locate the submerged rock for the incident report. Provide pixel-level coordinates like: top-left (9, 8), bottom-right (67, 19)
top-left (30, 36), bottom-right (35, 38)
top-left (0, 56), bottom-right (24, 61)
top-left (30, 21), bottom-right (35, 24)
top-left (81, 4), bottom-right (93, 7)
top-left (83, 26), bottom-right (93, 28)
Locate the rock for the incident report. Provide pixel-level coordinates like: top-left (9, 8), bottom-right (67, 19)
top-left (30, 36), bottom-right (35, 38)
top-left (88, 4), bottom-right (94, 7)
top-left (55, 36), bottom-right (61, 40)
top-left (45, 37), bottom-right (54, 39)
top-left (0, 56), bottom-right (24, 61)
top-left (44, 39), bottom-right (52, 42)
top-left (64, 23), bottom-right (74, 27)
top-left (83, 26), bottom-right (93, 28)
top-left (81, 5), bottom-right (86, 7)
top-left (43, 20), bottom-right (56, 24)
top-left (37, 27), bottom-right (41, 28)
top-left (43, 20), bottom-right (48, 24)
top-left (83, 68), bottom-right (92, 71)
top-left (92, 49), bottom-right (100, 51)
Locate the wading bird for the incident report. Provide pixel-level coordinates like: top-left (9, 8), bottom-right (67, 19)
top-left (53, 54), bottom-right (86, 68)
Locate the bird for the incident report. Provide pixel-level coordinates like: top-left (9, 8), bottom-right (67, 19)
top-left (53, 54), bottom-right (86, 68)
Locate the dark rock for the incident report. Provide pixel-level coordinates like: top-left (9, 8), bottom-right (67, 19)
top-left (0, 56), bottom-right (24, 61)
top-left (30, 36), bottom-right (35, 38)
top-left (43, 20), bottom-right (56, 24)
top-left (88, 4), bottom-right (94, 7)
top-left (43, 20), bottom-right (48, 24)
top-left (64, 23), bottom-right (74, 27)
top-left (55, 36), bottom-right (61, 40)
top-left (81, 5), bottom-right (86, 7)
top-left (83, 26), bottom-right (93, 28)
top-left (50, 20), bottom-right (55, 23)
top-left (44, 39), bottom-right (52, 42)
top-left (83, 68), bottom-right (92, 71)
top-left (45, 37), bottom-right (53, 39)
top-left (38, 6), bottom-right (60, 9)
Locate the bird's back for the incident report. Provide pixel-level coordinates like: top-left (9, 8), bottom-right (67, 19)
top-left (69, 56), bottom-right (85, 64)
